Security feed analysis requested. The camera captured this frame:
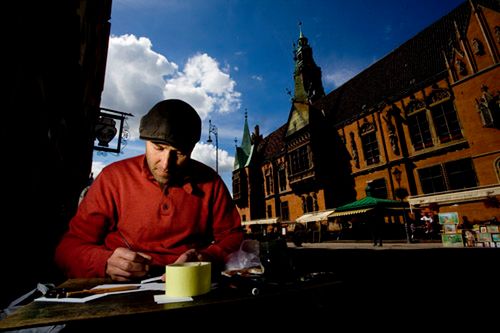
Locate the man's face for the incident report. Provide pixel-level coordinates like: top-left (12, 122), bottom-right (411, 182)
top-left (145, 141), bottom-right (190, 186)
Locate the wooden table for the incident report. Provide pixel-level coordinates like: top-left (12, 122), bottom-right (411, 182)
top-left (0, 275), bottom-right (342, 331)
top-left (3, 246), bottom-right (500, 331)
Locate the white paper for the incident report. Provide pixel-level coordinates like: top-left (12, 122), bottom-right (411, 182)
top-left (154, 294), bottom-right (193, 304)
top-left (35, 283), bottom-right (165, 303)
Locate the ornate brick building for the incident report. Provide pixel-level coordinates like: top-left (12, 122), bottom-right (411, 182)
top-left (233, 0), bottom-right (500, 237)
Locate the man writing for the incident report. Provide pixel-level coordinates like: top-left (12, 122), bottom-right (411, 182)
top-left (55, 99), bottom-right (243, 281)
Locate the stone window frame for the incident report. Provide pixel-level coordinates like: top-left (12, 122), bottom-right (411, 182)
top-left (417, 158), bottom-right (477, 194)
top-left (359, 119), bottom-right (380, 166)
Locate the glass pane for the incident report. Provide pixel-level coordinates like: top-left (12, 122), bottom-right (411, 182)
top-left (418, 165), bottom-right (446, 194)
top-left (409, 112), bottom-right (433, 150)
top-left (445, 158), bottom-right (477, 190)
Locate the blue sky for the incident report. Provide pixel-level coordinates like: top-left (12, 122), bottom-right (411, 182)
top-left (94, 0), bottom-right (465, 191)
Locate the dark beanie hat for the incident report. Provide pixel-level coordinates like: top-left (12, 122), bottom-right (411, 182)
top-left (139, 99), bottom-right (202, 152)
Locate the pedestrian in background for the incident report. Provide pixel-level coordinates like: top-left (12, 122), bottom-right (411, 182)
top-left (371, 212), bottom-right (384, 247)
top-left (459, 215), bottom-right (473, 247)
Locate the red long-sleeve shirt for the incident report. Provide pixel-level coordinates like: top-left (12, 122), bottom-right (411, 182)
top-left (55, 155), bottom-right (243, 278)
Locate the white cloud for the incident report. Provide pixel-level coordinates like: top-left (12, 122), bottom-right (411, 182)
top-left (101, 34), bottom-right (241, 140)
top-left (251, 75), bottom-right (263, 81)
top-left (97, 34), bottom-right (241, 191)
top-left (192, 142), bottom-right (235, 174)
top-left (163, 53), bottom-right (241, 119)
top-left (102, 34), bottom-right (177, 140)
top-left (324, 67), bottom-right (358, 88)
top-left (192, 142), bottom-right (236, 194)
top-left (91, 160), bottom-right (107, 177)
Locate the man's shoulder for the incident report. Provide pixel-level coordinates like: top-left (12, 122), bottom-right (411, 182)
top-left (188, 159), bottom-right (222, 185)
top-left (189, 159), bottom-right (216, 174)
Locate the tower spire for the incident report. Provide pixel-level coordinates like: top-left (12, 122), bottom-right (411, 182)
top-left (241, 109), bottom-right (251, 155)
top-left (293, 24), bottom-right (325, 103)
top-left (233, 109), bottom-right (253, 170)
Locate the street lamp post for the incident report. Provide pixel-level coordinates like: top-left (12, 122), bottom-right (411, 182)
top-left (207, 119), bottom-right (218, 173)
top-left (393, 168), bottom-right (411, 243)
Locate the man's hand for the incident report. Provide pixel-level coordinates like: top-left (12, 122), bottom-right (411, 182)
top-left (158, 249), bottom-right (209, 281)
top-left (106, 247), bottom-right (152, 281)
top-left (174, 248), bottom-right (207, 264)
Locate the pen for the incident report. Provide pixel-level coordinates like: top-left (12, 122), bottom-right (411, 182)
top-left (118, 229), bottom-right (152, 276)
top-left (140, 276), bottom-right (163, 284)
top-left (66, 285), bottom-right (140, 297)
top-left (118, 230), bottom-right (133, 250)
top-left (46, 285), bottom-right (140, 298)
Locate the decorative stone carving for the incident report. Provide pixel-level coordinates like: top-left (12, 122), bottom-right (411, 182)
top-left (474, 85), bottom-right (500, 128)
top-left (455, 59), bottom-right (467, 75)
top-left (406, 95), bottom-right (426, 114)
top-left (383, 109), bottom-right (400, 155)
top-left (427, 86), bottom-right (451, 105)
top-left (359, 118), bottom-right (375, 134)
top-left (350, 132), bottom-right (359, 168)
top-left (471, 38), bottom-right (484, 55)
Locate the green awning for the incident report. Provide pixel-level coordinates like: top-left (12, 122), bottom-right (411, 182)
top-left (335, 195), bottom-right (407, 212)
top-left (329, 208), bottom-right (374, 217)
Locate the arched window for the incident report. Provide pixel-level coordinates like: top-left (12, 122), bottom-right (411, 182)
top-left (359, 119), bottom-right (380, 165)
top-left (407, 95), bottom-right (433, 151)
top-left (427, 88), bottom-right (462, 144)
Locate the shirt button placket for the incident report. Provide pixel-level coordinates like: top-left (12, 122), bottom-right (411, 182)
top-left (160, 197), bottom-right (172, 216)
